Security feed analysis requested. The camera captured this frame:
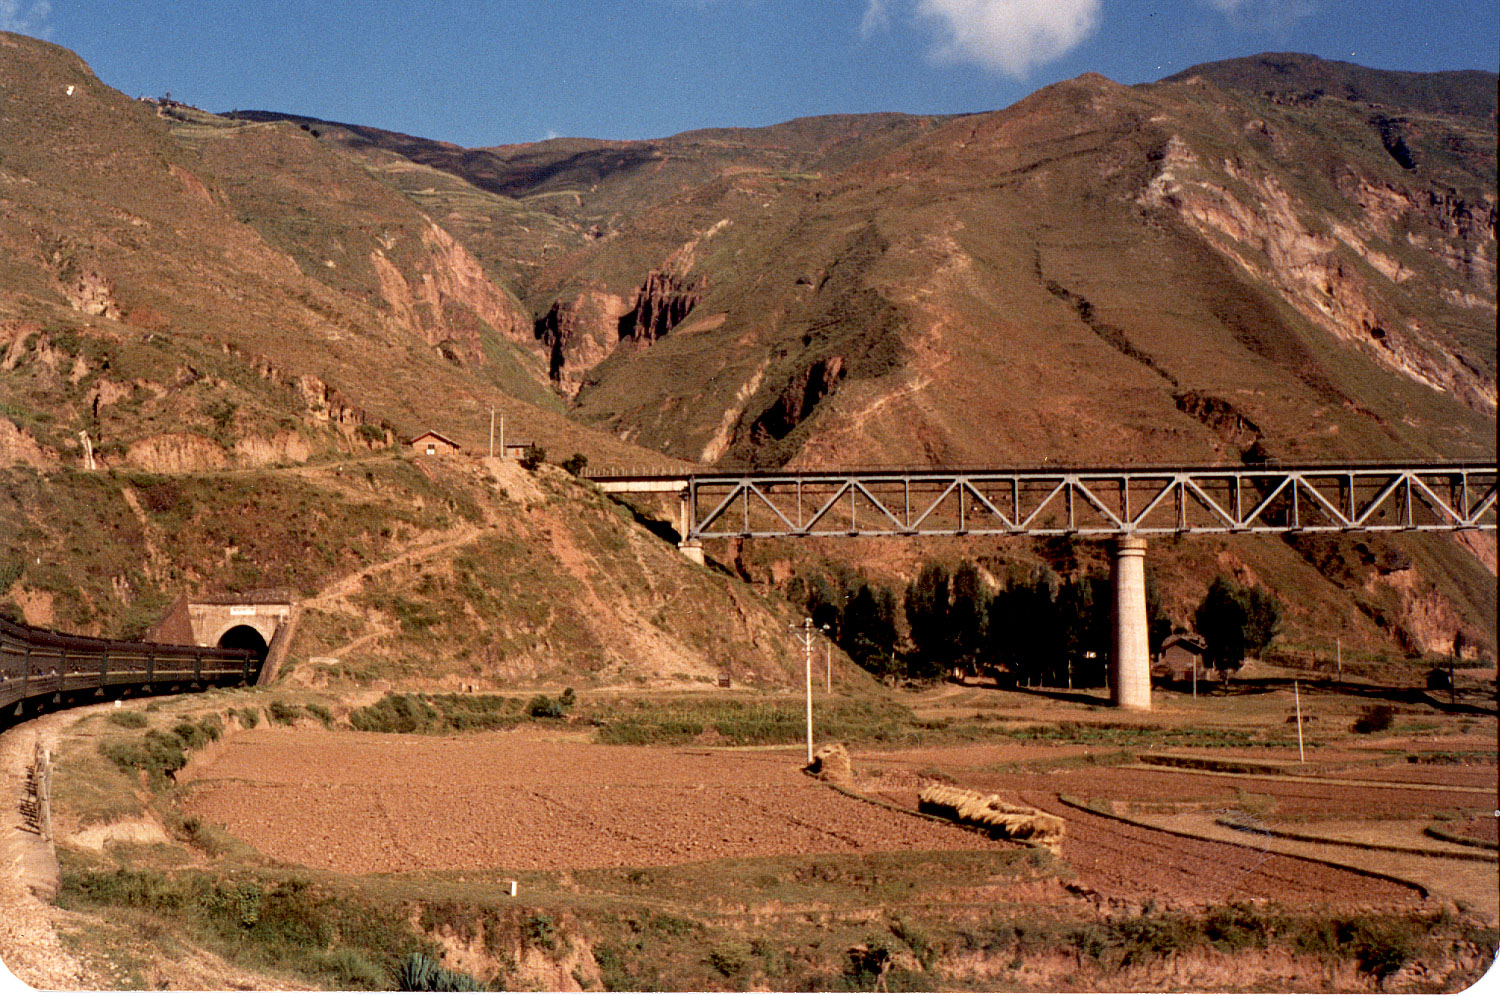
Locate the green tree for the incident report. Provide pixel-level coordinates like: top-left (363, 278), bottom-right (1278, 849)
top-left (560, 452), bottom-right (588, 476)
top-left (1194, 576), bottom-right (1281, 676)
top-left (949, 560), bottom-right (989, 677)
top-left (903, 561), bottom-right (951, 682)
top-left (1057, 574), bottom-right (1110, 687)
top-left (519, 443), bottom-right (546, 470)
top-left (842, 581), bottom-right (900, 677)
top-left (1146, 573), bottom-right (1173, 658)
top-left (984, 570), bottom-right (1060, 687)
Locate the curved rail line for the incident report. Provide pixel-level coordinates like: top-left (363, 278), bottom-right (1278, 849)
top-left (1, 616), bottom-right (256, 718)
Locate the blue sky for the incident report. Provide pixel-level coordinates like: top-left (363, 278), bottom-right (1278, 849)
top-left (7, 1), bottom-right (1497, 147)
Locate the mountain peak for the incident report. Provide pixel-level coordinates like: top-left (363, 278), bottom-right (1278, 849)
top-left (1160, 51), bottom-right (1498, 120)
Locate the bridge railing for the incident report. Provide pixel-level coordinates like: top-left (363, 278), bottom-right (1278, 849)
top-left (0, 616), bottom-right (254, 714)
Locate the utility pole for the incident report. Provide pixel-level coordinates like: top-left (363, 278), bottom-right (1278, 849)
top-left (825, 637), bottom-right (832, 694)
top-left (1294, 680), bottom-right (1305, 764)
top-left (489, 408), bottom-right (495, 458)
top-left (791, 617), bottom-right (827, 764)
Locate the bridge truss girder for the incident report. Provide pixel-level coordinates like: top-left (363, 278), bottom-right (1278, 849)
top-left (685, 464), bottom-right (1497, 540)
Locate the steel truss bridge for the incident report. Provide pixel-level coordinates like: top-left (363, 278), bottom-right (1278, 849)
top-left (636, 461), bottom-right (1497, 540)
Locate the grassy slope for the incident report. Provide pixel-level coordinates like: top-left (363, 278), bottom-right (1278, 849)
top-left (0, 456), bottom-right (806, 687)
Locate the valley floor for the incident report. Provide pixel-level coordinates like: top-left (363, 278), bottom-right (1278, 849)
top-left (3, 679), bottom-right (1496, 991)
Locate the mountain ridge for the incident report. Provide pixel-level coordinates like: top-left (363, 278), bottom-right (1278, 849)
top-left (1, 32), bottom-right (1493, 672)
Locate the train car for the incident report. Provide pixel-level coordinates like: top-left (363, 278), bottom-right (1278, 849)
top-left (0, 616), bottom-right (255, 715)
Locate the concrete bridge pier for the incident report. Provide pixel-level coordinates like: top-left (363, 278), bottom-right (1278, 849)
top-left (678, 493), bottom-right (705, 564)
top-left (1109, 536), bottom-right (1152, 710)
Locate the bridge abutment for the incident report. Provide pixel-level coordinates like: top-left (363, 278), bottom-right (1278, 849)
top-left (1109, 537), bottom-right (1151, 711)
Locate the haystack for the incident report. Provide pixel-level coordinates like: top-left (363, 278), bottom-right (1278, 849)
top-left (917, 784), bottom-right (1064, 853)
top-left (805, 743), bottom-right (853, 785)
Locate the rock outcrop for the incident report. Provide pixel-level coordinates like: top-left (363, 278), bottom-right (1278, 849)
top-left (750, 356), bottom-right (846, 444)
top-left (618, 269), bottom-right (703, 343)
top-left (370, 220), bottom-right (532, 363)
top-left (533, 287), bottom-right (630, 393)
top-left (1142, 135), bottom-right (1497, 414)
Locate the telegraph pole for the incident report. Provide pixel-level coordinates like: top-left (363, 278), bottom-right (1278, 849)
top-left (792, 617), bottom-right (826, 764)
top-left (489, 408), bottom-right (495, 458)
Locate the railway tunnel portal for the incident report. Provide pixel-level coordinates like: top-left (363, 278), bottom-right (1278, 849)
top-left (147, 592), bottom-right (295, 680)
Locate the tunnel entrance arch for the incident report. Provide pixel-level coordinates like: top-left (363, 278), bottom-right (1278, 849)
top-left (217, 624), bottom-right (269, 665)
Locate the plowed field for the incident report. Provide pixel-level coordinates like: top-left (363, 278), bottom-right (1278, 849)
top-left (180, 728), bottom-right (1011, 874)
top-left (182, 727), bottom-right (1445, 911)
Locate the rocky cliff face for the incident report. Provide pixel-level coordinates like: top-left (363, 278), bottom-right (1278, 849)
top-left (1141, 135), bottom-right (1497, 414)
top-left (618, 269), bottom-right (704, 343)
top-left (533, 287), bottom-right (629, 394)
top-left (371, 220), bottom-right (533, 364)
top-left (533, 265), bottom-right (705, 393)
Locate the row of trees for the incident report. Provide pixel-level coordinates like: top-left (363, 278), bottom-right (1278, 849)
top-left (791, 560), bottom-right (1280, 688)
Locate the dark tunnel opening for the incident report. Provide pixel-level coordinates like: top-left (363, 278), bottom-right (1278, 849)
top-left (217, 624), bottom-right (269, 667)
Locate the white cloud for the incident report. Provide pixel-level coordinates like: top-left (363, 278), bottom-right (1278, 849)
top-left (0, 0), bottom-right (52, 37)
top-left (911, 0), bottom-right (1102, 78)
top-left (1197, 0), bottom-right (1317, 30)
top-left (860, 0), bottom-right (893, 37)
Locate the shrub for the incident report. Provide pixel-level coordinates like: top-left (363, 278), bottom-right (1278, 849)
top-left (560, 452), bottom-right (588, 476)
top-left (237, 706), bottom-right (260, 728)
top-left (527, 695), bottom-right (565, 719)
top-left (395, 952), bottom-right (483, 991)
top-left (708, 940), bottom-right (751, 977)
top-left (1352, 704), bottom-right (1395, 734)
top-left (524, 914), bottom-right (559, 951)
top-left (108, 710), bottom-right (149, 729)
top-left (519, 444), bottom-right (545, 471)
top-left (845, 938), bottom-right (893, 989)
top-left (349, 694), bottom-right (439, 733)
top-left (315, 948), bottom-right (388, 990)
top-left (101, 729), bottom-right (188, 781)
top-left (268, 701), bottom-right (303, 725)
top-left (306, 703), bottom-right (334, 728)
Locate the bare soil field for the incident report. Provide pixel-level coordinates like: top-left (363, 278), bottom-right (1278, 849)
top-left (180, 728), bottom-right (1017, 874)
top-left (859, 745), bottom-right (1494, 820)
top-left (1018, 795), bottom-right (1424, 910)
top-left (181, 727), bottom-right (1465, 916)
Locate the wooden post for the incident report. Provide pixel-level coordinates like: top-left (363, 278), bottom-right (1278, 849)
top-left (1294, 680), bottom-right (1305, 764)
top-left (35, 744), bottom-right (52, 843)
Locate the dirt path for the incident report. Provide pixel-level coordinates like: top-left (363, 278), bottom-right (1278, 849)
top-left (301, 523), bottom-right (483, 661)
top-left (304, 523), bottom-right (483, 613)
top-left (0, 711), bottom-right (90, 990)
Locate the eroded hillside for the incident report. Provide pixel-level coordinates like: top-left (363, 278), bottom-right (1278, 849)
top-left (0, 32), bottom-right (1493, 670)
